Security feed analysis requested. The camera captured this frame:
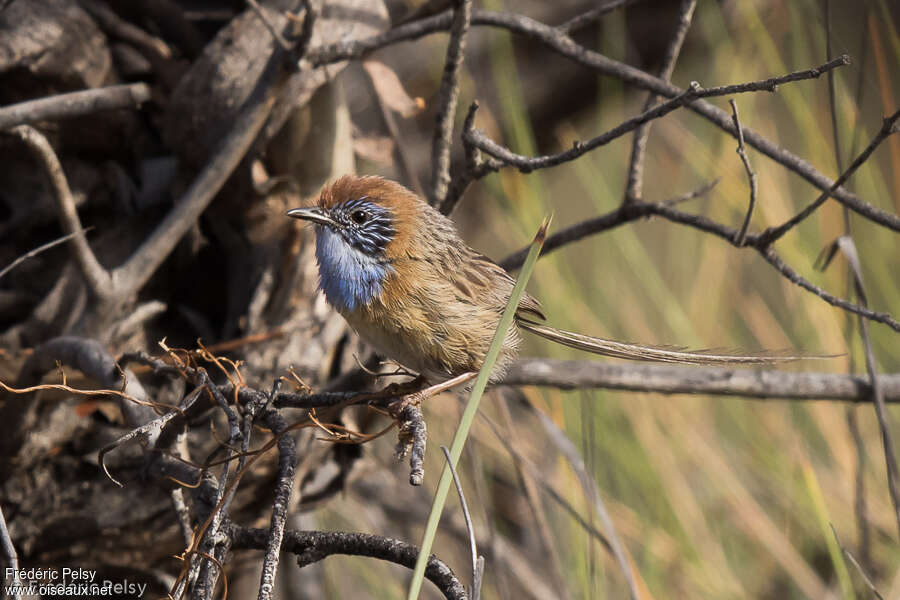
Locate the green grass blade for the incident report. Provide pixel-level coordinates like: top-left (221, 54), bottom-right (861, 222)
top-left (406, 215), bottom-right (552, 600)
top-left (802, 459), bottom-right (856, 600)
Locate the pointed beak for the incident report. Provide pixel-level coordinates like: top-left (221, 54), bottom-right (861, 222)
top-left (287, 207), bottom-right (338, 228)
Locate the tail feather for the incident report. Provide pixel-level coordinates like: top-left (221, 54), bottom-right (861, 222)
top-left (517, 319), bottom-right (835, 365)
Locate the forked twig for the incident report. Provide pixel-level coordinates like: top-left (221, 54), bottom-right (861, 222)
top-left (730, 99), bottom-right (758, 245)
top-left (430, 0), bottom-right (473, 207)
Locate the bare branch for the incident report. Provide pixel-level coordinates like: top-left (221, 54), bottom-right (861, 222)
top-left (730, 99), bottom-right (758, 245)
top-left (80, 0), bottom-right (172, 59)
top-left (823, 0), bottom-right (845, 175)
top-left (288, 0), bottom-right (318, 66)
top-left (648, 201), bottom-right (900, 331)
top-left (0, 228), bottom-right (91, 281)
top-left (246, 0), bottom-right (293, 52)
top-left (499, 180), bottom-right (717, 270)
top-left (818, 236), bottom-right (900, 536)
top-left (557, 0), bottom-right (638, 33)
top-left (502, 358), bottom-right (900, 403)
top-left (430, 0), bottom-right (472, 207)
top-left (757, 108), bottom-right (900, 244)
top-left (466, 56), bottom-right (846, 175)
top-left (440, 101), bottom-right (500, 214)
top-left (756, 245), bottom-right (900, 333)
top-left (111, 54), bottom-right (282, 300)
top-left (306, 9), bottom-right (897, 234)
top-left (230, 526), bottom-right (468, 600)
top-left (0, 83), bottom-right (151, 130)
top-left (256, 410), bottom-right (297, 600)
top-left (500, 189), bottom-right (900, 333)
top-left (9, 126), bottom-right (114, 299)
top-left (858, 300), bottom-right (900, 538)
top-left (624, 0), bottom-right (696, 203)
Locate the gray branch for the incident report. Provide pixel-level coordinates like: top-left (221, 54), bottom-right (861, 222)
top-left (429, 0), bottom-right (472, 206)
top-left (0, 83), bottom-right (151, 130)
top-left (503, 358), bottom-right (900, 402)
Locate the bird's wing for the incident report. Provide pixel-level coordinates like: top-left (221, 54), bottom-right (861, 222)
top-left (517, 318), bottom-right (835, 365)
top-left (450, 249), bottom-right (545, 320)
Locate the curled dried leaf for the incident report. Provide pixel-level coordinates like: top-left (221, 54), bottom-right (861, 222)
top-left (363, 59), bottom-right (425, 118)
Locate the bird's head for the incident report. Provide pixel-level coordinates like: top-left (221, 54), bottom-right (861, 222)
top-left (287, 175), bottom-right (421, 312)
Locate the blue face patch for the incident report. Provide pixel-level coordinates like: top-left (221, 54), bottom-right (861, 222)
top-left (314, 226), bottom-right (393, 313)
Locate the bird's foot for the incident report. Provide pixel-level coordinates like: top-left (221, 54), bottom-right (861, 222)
top-left (380, 375), bottom-right (428, 401)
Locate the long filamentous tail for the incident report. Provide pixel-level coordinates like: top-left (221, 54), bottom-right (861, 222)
top-left (517, 319), bottom-right (836, 365)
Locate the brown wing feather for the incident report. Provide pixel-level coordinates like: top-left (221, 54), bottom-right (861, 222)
top-left (456, 250), bottom-right (545, 321)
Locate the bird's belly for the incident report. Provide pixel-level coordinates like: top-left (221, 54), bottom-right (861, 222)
top-left (340, 309), bottom-right (443, 378)
top-left (339, 299), bottom-right (519, 382)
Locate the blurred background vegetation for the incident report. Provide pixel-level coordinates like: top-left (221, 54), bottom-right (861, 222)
top-left (323, 0), bottom-right (900, 598)
top-left (1, 0), bottom-right (897, 598)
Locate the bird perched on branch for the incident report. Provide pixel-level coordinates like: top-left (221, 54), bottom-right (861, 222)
top-left (288, 175), bottom-right (811, 382)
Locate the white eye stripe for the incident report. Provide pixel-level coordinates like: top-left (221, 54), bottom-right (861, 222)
top-left (333, 198), bottom-right (396, 255)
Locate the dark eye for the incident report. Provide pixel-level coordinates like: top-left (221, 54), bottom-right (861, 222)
top-left (350, 209), bottom-right (368, 224)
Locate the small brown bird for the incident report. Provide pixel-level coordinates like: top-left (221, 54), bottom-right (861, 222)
top-left (288, 175), bottom-right (809, 382)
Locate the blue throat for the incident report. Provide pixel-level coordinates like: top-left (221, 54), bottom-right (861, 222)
top-left (314, 226), bottom-right (392, 313)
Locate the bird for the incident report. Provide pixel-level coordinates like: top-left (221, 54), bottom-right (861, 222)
top-left (287, 175), bottom-right (814, 383)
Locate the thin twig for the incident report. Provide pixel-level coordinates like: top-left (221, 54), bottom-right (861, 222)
top-left (846, 406), bottom-right (872, 568)
top-left (755, 245), bottom-right (900, 333)
top-left (823, 0), bottom-right (845, 176)
top-left (194, 446), bottom-right (235, 600)
top-left (494, 392), bottom-right (570, 598)
top-left (363, 60), bottom-right (424, 197)
top-left (0, 505), bottom-right (18, 576)
top-left (288, 0), bottom-right (318, 66)
top-left (440, 101), bottom-right (499, 215)
top-left (818, 237), bottom-right (900, 537)
top-left (171, 488), bottom-right (194, 547)
top-left (429, 0), bottom-right (472, 207)
top-left (858, 309), bottom-right (900, 537)
top-left (557, 0), bottom-right (638, 33)
top-left (500, 195), bottom-right (900, 333)
top-left (500, 180), bottom-right (717, 270)
top-left (0, 83), bottom-right (151, 130)
top-left (730, 99), bottom-right (758, 245)
top-left (80, 0), bottom-right (172, 59)
top-left (829, 524), bottom-right (884, 600)
top-left (309, 10), bottom-right (898, 234)
top-left (468, 55), bottom-right (847, 174)
top-left (624, 0), bottom-right (696, 203)
top-left (823, 1), bottom-right (874, 568)
top-left (9, 126), bottom-right (113, 299)
top-left (525, 402), bottom-right (640, 600)
top-left (757, 108), bottom-right (900, 244)
top-left (0, 228), bottom-right (92, 281)
top-left (306, 9), bottom-right (875, 223)
top-left (110, 49), bottom-right (285, 301)
top-left (440, 446), bottom-right (480, 600)
top-left (246, 0), bottom-right (293, 51)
